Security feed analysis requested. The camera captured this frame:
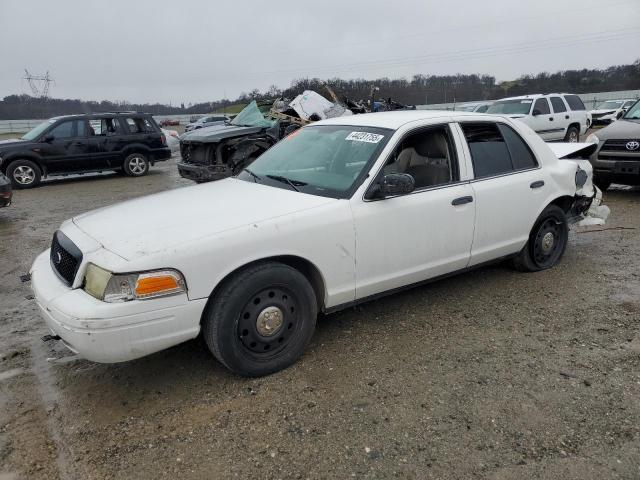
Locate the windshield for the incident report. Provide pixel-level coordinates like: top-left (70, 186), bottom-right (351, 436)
top-left (231, 100), bottom-right (275, 128)
top-left (21, 119), bottom-right (55, 141)
top-left (623, 100), bottom-right (640, 120)
top-left (596, 100), bottom-right (625, 110)
top-left (236, 125), bottom-right (392, 198)
top-left (486, 99), bottom-right (533, 115)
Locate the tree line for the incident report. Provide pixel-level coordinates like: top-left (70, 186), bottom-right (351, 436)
top-left (1, 60), bottom-right (638, 119)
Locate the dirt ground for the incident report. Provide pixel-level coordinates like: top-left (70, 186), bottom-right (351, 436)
top-left (0, 157), bottom-right (639, 480)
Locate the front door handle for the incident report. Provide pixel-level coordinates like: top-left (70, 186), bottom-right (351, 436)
top-left (451, 196), bottom-right (473, 206)
top-left (530, 180), bottom-right (545, 189)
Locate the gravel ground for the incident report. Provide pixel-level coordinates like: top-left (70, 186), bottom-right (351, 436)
top-left (0, 156), bottom-right (639, 480)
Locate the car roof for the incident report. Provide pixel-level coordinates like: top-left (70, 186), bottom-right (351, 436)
top-left (315, 110), bottom-right (481, 130)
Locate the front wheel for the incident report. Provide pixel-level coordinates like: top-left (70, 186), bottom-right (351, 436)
top-left (564, 126), bottom-right (579, 143)
top-left (123, 153), bottom-right (149, 177)
top-left (202, 262), bottom-right (317, 377)
top-left (512, 205), bottom-right (568, 272)
top-left (6, 159), bottom-right (41, 188)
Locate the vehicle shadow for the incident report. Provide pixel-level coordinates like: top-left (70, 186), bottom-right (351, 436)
top-left (48, 261), bottom-right (516, 411)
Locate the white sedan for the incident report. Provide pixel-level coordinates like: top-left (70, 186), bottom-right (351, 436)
top-left (31, 111), bottom-right (599, 377)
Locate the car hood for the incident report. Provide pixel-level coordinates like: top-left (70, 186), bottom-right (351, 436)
top-left (71, 178), bottom-right (335, 260)
top-left (595, 119), bottom-right (640, 139)
top-left (181, 124), bottom-right (262, 142)
top-left (0, 138), bottom-right (26, 146)
top-left (590, 109), bottom-right (616, 115)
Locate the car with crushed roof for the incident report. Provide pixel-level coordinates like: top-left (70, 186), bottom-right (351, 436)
top-left (31, 110), bottom-right (600, 377)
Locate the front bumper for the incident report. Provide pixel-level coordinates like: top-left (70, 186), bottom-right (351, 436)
top-left (177, 161), bottom-right (229, 182)
top-left (31, 251), bottom-right (206, 363)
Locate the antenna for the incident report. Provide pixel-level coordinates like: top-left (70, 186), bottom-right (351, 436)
top-left (23, 69), bottom-right (54, 99)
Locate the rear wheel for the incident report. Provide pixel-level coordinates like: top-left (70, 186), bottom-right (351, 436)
top-left (123, 153), bottom-right (149, 177)
top-left (6, 159), bottom-right (41, 188)
top-left (512, 205), bottom-right (568, 272)
top-left (202, 262), bottom-right (317, 377)
top-left (564, 125), bottom-right (580, 143)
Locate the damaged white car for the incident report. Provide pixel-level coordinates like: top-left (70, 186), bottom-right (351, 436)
top-left (31, 111), bottom-right (601, 377)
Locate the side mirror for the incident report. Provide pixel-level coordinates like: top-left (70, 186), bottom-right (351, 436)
top-left (532, 109), bottom-right (541, 117)
top-left (367, 173), bottom-right (415, 199)
top-left (43, 134), bottom-right (54, 142)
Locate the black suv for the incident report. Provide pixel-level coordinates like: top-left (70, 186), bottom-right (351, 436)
top-left (0, 112), bottom-right (171, 188)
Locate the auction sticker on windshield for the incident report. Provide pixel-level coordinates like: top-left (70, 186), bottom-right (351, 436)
top-left (345, 132), bottom-right (385, 143)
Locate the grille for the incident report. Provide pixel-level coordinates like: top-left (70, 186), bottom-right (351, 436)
top-left (50, 231), bottom-right (83, 286)
top-left (601, 139), bottom-right (640, 152)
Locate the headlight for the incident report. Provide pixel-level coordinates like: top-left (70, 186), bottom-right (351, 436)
top-left (585, 133), bottom-right (599, 144)
top-left (84, 263), bottom-right (186, 302)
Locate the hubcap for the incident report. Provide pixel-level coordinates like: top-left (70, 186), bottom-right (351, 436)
top-left (256, 306), bottom-right (284, 337)
top-left (14, 165), bottom-right (35, 185)
top-left (129, 156), bottom-right (146, 174)
top-left (569, 131), bottom-right (578, 142)
top-left (541, 232), bottom-right (555, 254)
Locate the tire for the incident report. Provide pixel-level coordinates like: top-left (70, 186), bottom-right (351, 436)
top-left (202, 262), bottom-right (317, 377)
top-left (593, 176), bottom-right (611, 192)
top-left (123, 153), bottom-right (149, 177)
top-left (6, 159), bottom-right (41, 188)
top-left (512, 205), bottom-right (568, 272)
top-left (564, 125), bottom-right (580, 143)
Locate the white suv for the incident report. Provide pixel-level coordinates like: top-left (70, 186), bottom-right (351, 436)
top-left (486, 93), bottom-right (589, 142)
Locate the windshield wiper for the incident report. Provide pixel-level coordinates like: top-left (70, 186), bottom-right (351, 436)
top-left (244, 168), bottom-right (261, 182)
top-left (266, 174), bottom-right (307, 192)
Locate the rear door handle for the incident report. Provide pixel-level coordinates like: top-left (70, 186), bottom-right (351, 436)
top-left (451, 196), bottom-right (473, 206)
top-left (530, 180), bottom-right (545, 189)
top-left (565, 115), bottom-right (569, 119)
top-left (549, 117), bottom-right (554, 121)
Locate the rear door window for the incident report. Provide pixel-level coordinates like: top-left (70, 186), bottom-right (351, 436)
top-left (550, 97), bottom-right (567, 113)
top-left (497, 124), bottom-right (538, 170)
top-left (461, 123), bottom-right (513, 178)
top-left (461, 122), bottom-right (538, 178)
top-left (564, 95), bottom-right (586, 111)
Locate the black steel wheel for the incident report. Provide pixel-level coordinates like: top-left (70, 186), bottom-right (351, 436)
top-left (202, 262), bottom-right (317, 377)
top-left (512, 205), bottom-right (568, 272)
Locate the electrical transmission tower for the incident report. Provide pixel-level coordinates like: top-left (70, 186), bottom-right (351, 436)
top-left (23, 69), bottom-right (54, 98)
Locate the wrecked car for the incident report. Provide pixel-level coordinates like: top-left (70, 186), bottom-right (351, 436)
top-left (177, 93), bottom-right (351, 183)
top-left (31, 110), bottom-right (604, 377)
top-left (177, 101), bottom-right (287, 182)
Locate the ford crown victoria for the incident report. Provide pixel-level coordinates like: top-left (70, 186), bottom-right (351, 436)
top-left (31, 111), bottom-right (599, 377)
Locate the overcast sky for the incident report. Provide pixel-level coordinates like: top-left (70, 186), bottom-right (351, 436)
top-left (1, 0), bottom-right (639, 105)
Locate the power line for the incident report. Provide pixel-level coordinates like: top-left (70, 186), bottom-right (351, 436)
top-left (259, 0), bottom-right (639, 59)
top-left (253, 28), bottom-right (640, 79)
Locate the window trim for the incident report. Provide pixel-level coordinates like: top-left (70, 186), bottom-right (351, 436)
top-left (362, 122), bottom-right (466, 202)
top-left (458, 120), bottom-right (541, 183)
